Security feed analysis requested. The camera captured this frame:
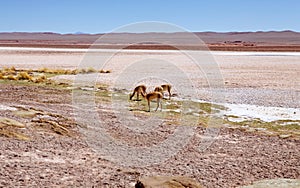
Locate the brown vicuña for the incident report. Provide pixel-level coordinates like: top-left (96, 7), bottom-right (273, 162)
top-left (154, 84), bottom-right (172, 100)
top-left (129, 85), bottom-right (147, 101)
top-left (145, 91), bottom-right (163, 112)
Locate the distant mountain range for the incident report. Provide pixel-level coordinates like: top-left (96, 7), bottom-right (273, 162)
top-left (1, 31), bottom-right (300, 51)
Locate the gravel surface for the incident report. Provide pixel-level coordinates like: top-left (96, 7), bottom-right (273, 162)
top-left (0, 84), bottom-right (299, 187)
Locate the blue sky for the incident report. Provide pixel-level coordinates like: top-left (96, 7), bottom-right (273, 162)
top-left (1, 0), bottom-right (299, 33)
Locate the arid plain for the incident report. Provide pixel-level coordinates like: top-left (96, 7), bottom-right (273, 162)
top-left (0, 32), bottom-right (299, 187)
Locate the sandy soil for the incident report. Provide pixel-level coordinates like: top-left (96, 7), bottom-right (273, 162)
top-left (0, 48), bottom-right (299, 187)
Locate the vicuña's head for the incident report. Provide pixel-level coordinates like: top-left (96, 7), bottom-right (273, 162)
top-left (154, 86), bottom-right (163, 93)
top-left (129, 84), bottom-right (147, 100)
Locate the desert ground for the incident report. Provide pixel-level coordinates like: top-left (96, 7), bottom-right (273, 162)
top-left (0, 45), bottom-right (299, 187)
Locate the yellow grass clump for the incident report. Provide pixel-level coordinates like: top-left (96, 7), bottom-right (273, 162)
top-left (0, 117), bottom-right (29, 140)
top-left (78, 68), bottom-right (87, 74)
top-left (37, 67), bottom-right (49, 73)
top-left (36, 68), bottom-right (81, 75)
top-left (0, 66), bottom-right (111, 84)
top-left (7, 75), bottom-right (17, 80)
top-left (17, 71), bottom-right (32, 80)
top-left (99, 69), bottom-right (111, 73)
top-left (0, 66), bottom-right (49, 83)
top-left (1, 67), bottom-right (15, 75)
top-left (3, 66), bottom-right (16, 74)
top-left (30, 74), bottom-right (47, 83)
top-left (70, 69), bottom-right (78, 74)
top-left (87, 67), bottom-right (97, 73)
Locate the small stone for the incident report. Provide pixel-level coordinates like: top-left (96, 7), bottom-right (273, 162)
top-left (137, 176), bottom-right (203, 188)
top-left (279, 134), bottom-right (291, 139)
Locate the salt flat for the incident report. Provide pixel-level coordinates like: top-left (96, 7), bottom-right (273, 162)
top-left (0, 47), bottom-right (299, 108)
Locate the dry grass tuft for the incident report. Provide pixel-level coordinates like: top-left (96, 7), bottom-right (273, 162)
top-left (87, 67), bottom-right (97, 73)
top-left (0, 117), bottom-right (25, 128)
top-left (0, 117), bottom-right (29, 140)
top-left (0, 66), bottom-right (111, 84)
top-left (17, 71), bottom-right (32, 80)
top-left (99, 69), bottom-right (111, 73)
top-left (7, 75), bottom-right (17, 80)
top-left (30, 74), bottom-right (47, 83)
top-left (78, 68), bottom-right (87, 74)
top-left (0, 66), bottom-right (48, 83)
top-left (70, 69), bottom-right (79, 74)
top-left (2, 66), bottom-right (16, 74)
top-left (0, 129), bottom-right (30, 140)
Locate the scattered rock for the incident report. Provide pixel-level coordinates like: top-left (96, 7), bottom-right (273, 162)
top-left (239, 178), bottom-right (300, 188)
top-left (279, 134), bottom-right (292, 139)
top-left (136, 176), bottom-right (203, 188)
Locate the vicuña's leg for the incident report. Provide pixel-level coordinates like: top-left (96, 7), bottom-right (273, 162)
top-left (159, 99), bottom-right (162, 111)
top-left (155, 98), bottom-right (162, 112)
top-left (129, 91), bottom-right (135, 100)
top-left (167, 85), bottom-right (172, 100)
top-left (145, 92), bottom-right (162, 112)
top-left (167, 86), bottom-right (171, 100)
top-left (155, 98), bottom-right (161, 111)
top-left (147, 100), bottom-right (151, 112)
top-left (161, 84), bottom-right (172, 100)
top-left (136, 92), bottom-right (139, 101)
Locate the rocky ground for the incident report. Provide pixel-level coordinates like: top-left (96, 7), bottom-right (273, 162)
top-left (0, 83), bottom-right (299, 187)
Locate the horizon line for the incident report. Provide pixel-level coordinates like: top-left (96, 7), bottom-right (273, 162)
top-left (0, 30), bottom-right (299, 35)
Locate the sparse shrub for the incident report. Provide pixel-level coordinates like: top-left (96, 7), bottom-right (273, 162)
top-left (87, 67), bottom-right (97, 73)
top-left (2, 66), bottom-right (16, 75)
top-left (17, 72), bottom-right (32, 80)
top-left (99, 69), bottom-right (111, 73)
top-left (70, 69), bottom-right (78, 74)
top-left (36, 68), bottom-right (46, 72)
top-left (58, 69), bottom-right (67, 74)
top-left (64, 70), bottom-right (72, 74)
top-left (30, 74), bottom-right (47, 83)
top-left (7, 75), bottom-right (17, 80)
top-left (4, 66), bottom-right (15, 72)
top-left (78, 68), bottom-right (87, 74)
top-left (3, 67), bottom-right (9, 72)
top-left (43, 68), bottom-right (54, 74)
top-left (10, 66), bottom-right (16, 72)
top-left (39, 74), bottom-right (47, 80)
